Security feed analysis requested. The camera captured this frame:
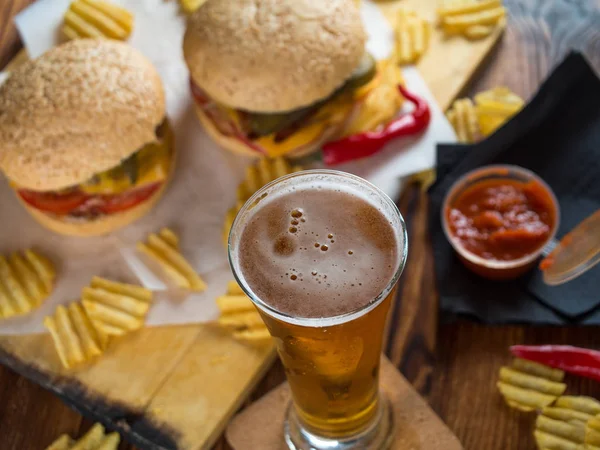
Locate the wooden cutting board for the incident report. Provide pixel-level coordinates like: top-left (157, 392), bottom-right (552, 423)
top-left (377, 0), bottom-right (506, 111)
top-left (0, 2), bottom-right (503, 449)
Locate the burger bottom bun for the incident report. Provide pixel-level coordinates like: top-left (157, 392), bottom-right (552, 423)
top-left (17, 119), bottom-right (175, 237)
top-left (19, 182), bottom-right (167, 237)
top-left (193, 103), bottom-right (353, 160)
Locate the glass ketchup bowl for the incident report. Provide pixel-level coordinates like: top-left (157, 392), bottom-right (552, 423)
top-left (441, 165), bottom-right (560, 280)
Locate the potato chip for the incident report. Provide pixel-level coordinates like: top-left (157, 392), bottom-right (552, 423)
top-left (437, 0), bottom-right (505, 39)
top-left (90, 276), bottom-right (152, 302)
top-left (497, 358), bottom-right (566, 412)
top-left (82, 278), bottom-right (152, 337)
top-left (437, 0), bottom-right (502, 18)
top-left (25, 250), bottom-right (55, 295)
top-left (500, 367), bottom-right (567, 397)
top-left (46, 422), bottom-right (120, 450)
top-left (514, 358), bottom-right (565, 382)
top-left (159, 227), bottom-right (179, 250)
top-left (446, 109), bottom-right (458, 130)
top-left (233, 327), bottom-right (271, 341)
top-left (137, 229), bottom-right (207, 291)
top-left (442, 7), bottom-right (506, 34)
top-left (224, 158), bottom-right (304, 247)
top-left (216, 281), bottom-right (270, 342)
top-left (447, 86), bottom-right (523, 141)
top-left (556, 397), bottom-right (600, 416)
top-left (344, 58), bottom-right (404, 135)
top-left (464, 24), bottom-right (495, 40)
top-left (447, 98), bottom-right (480, 143)
top-left (533, 397), bottom-right (600, 450)
top-left (62, 0), bottom-right (134, 41)
top-left (497, 382), bottom-right (558, 412)
top-left (218, 311), bottom-right (265, 329)
top-left (587, 415), bottom-right (600, 447)
top-left (542, 406), bottom-right (593, 424)
top-left (475, 86), bottom-right (524, 116)
top-left (10, 253), bottom-right (45, 305)
top-left (534, 430), bottom-right (582, 450)
top-left (44, 303), bottom-right (103, 369)
top-left (395, 9), bottom-right (431, 65)
top-left (46, 434), bottom-right (73, 450)
top-left (216, 295), bottom-right (255, 315)
top-left (536, 415), bottom-right (586, 444)
top-left (0, 250), bottom-right (56, 320)
top-left (227, 280), bottom-right (245, 296)
top-left (180, 0), bottom-right (208, 14)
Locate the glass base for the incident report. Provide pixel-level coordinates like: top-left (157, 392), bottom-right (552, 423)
top-left (284, 396), bottom-right (395, 450)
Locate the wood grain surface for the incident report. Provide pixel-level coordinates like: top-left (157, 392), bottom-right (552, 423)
top-left (1, 1), bottom-right (600, 450)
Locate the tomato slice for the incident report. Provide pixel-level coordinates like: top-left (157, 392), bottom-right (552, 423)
top-left (97, 183), bottom-right (162, 214)
top-left (18, 189), bottom-right (88, 215)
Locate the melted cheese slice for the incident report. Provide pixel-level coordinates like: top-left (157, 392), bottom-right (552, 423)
top-left (81, 138), bottom-right (170, 195)
top-left (215, 80), bottom-right (379, 157)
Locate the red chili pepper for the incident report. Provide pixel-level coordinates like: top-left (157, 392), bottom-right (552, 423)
top-left (511, 345), bottom-right (600, 382)
top-left (321, 84), bottom-right (431, 166)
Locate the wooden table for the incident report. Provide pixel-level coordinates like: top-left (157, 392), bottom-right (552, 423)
top-left (1, 1), bottom-right (600, 449)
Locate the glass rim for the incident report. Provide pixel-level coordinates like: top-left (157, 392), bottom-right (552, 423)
top-left (228, 169), bottom-right (408, 328)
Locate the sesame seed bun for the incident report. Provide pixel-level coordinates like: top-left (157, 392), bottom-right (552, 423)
top-left (0, 39), bottom-right (166, 191)
top-left (15, 120), bottom-right (176, 237)
top-left (183, 0), bottom-right (366, 113)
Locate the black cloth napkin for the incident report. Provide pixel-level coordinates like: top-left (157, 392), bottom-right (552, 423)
top-left (429, 52), bottom-right (600, 325)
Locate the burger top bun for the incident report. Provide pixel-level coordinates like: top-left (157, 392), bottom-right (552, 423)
top-left (183, 0), bottom-right (366, 113)
top-left (0, 39), bottom-right (166, 192)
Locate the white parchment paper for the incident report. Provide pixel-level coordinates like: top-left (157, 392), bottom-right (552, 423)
top-left (0, 0), bottom-right (455, 335)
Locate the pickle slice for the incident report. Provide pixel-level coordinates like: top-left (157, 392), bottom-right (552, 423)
top-left (245, 53), bottom-right (376, 138)
top-left (343, 53), bottom-right (377, 92)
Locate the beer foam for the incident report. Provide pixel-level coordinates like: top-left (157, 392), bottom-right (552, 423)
top-left (234, 173), bottom-right (402, 322)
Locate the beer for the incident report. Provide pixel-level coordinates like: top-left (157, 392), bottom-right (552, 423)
top-left (229, 170), bottom-right (406, 449)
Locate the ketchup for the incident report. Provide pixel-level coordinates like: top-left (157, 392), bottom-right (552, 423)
top-left (446, 179), bottom-right (556, 262)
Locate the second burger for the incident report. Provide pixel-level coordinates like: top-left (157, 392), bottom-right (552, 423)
top-left (183, 0), bottom-right (384, 159)
top-left (0, 39), bottom-right (174, 237)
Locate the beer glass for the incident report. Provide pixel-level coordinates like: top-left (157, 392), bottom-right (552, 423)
top-left (228, 170), bottom-right (408, 450)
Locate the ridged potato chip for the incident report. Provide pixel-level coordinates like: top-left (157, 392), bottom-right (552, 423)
top-left (344, 58), bottom-right (405, 136)
top-left (446, 86), bottom-right (523, 141)
top-left (82, 277), bottom-right (153, 337)
top-left (0, 250), bottom-right (55, 320)
top-left (233, 327), bottom-right (271, 341)
top-left (475, 87), bottom-right (524, 135)
top-left (464, 24), bottom-right (495, 39)
top-left (533, 397), bottom-right (600, 450)
top-left (62, 0), bottom-right (134, 41)
top-left (536, 415), bottom-right (586, 447)
top-left (224, 158), bottom-right (303, 247)
top-left (216, 295), bottom-right (255, 315)
top-left (44, 303), bottom-right (104, 369)
top-left (46, 423), bottom-right (120, 450)
top-left (446, 97), bottom-right (480, 143)
top-left (437, 0), bottom-right (505, 40)
top-left (137, 228), bottom-right (206, 291)
top-left (46, 434), bottom-right (73, 450)
top-left (497, 358), bottom-right (566, 412)
top-left (395, 9), bottom-right (431, 65)
top-left (216, 281), bottom-right (270, 342)
top-left (556, 397), bottom-right (600, 416)
top-left (437, 0), bottom-right (502, 17)
top-left (587, 415), bottom-right (600, 448)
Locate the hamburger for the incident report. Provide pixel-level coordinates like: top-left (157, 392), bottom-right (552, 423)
top-left (0, 39), bottom-right (174, 237)
top-left (183, 0), bottom-right (380, 159)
